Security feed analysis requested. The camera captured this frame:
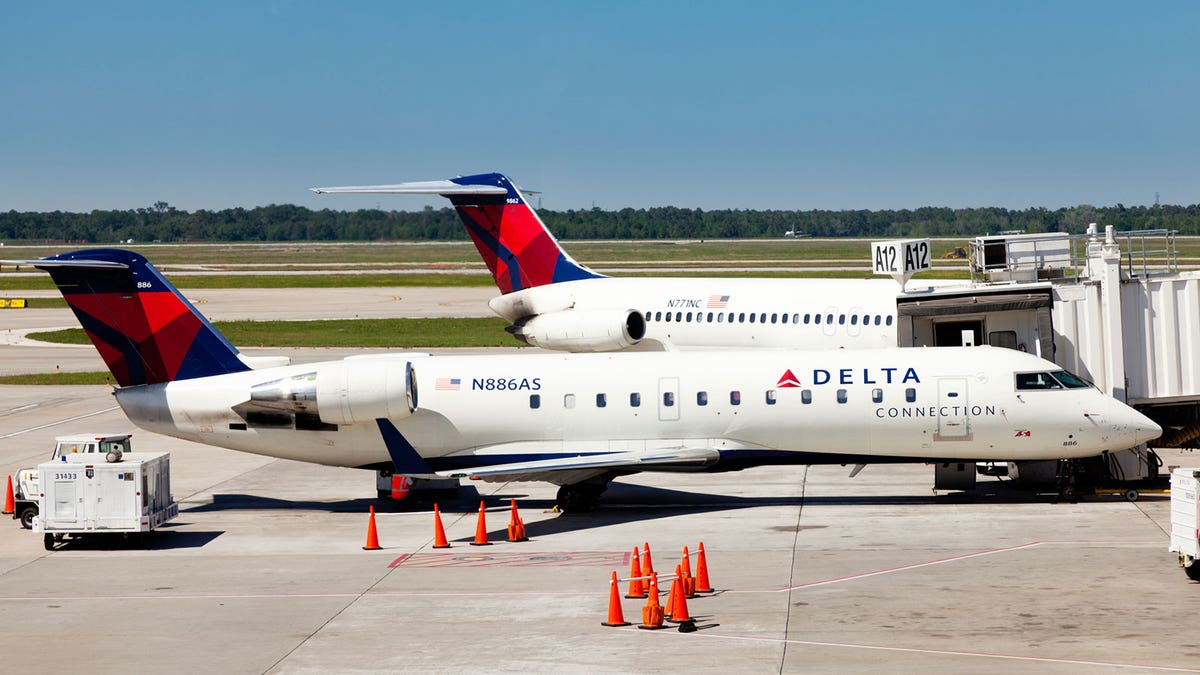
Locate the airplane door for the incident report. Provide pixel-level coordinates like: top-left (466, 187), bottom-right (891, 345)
top-left (936, 378), bottom-right (970, 439)
top-left (658, 377), bottom-right (680, 422)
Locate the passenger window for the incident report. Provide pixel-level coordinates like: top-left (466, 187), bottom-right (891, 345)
top-left (874, 315), bottom-right (881, 326)
top-left (792, 313), bottom-right (800, 324)
top-left (697, 391), bottom-right (708, 406)
top-left (838, 314), bottom-right (845, 325)
top-left (871, 388), bottom-right (882, 403)
top-left (836, 389), bottom-right (848, 403)
top-left (665, 312), bottom-right (672, 322)
top-left (655, 311), bottom-right (662, 321)
top-left (814, 314), bottom-right (821, 325)
top-left (886, 315), bottom-right (894, 326)
top-left (596, 393), bottom-right (607, 408)
top-left (564, 394), bottom-right (576, 409)
top-left (851, 315), bottom-right (858, 325)
top-left (707, 312), bottom-right (714, 322)
top-left (771, 313), bottom-right (778, 324)
top-left (801, 389), bottom-right (812, 404)
top-left (739, 313), bottom-right (746, 323)
top-left (529, 394), bottom-right (541, 409)
top-left (717, 313), bottom-right (724, 323)
top-left (630, 392), bottom-right (641, 407)
top-left (760, 313), bottom-right (767, 323)
top-left (676, 312), bottom-right (682, 321)
top-left (804, 313), bottom-right (811, 324)
top-left (766, 390), bottom-right (777, 405)
top-left (663, 392), bottom-right (675, 407)
top-left (781, 314), bottom-right (788, 324)
top-left (749, 313), bottom-right (756, 324)
top-left (730, 390), bottom-right (741, 405)
top-left (905, 387), bottom-right (916, 402)
top-left (686, 312), bottom-right (693, 322)
top-left (827, 314), bottom-right (834, 324)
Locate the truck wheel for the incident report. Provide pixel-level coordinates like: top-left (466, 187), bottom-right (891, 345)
top-left (43, 533), bottom-right (55, 551)
top-left (1186, 558), bottom-right (1200, 582)
top-left (18, 506), bottom-right (37, 530)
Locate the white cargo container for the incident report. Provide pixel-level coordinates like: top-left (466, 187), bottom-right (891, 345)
top-left (34, 451), bottom-right (177, 550)
top-left (1169, 467), bottom-right (1200, 581)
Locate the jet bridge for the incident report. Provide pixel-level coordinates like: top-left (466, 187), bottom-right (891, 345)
top-left (896, 226), bottom-right (1200, 487)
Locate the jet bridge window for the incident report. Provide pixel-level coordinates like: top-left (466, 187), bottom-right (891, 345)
top-left (1016, 372), bottom-right (1063, 390)
top-left (596, 393), bottom-right (607, 408)
top-left (630, 392), bottom-right (641, 407)
top-left (765, 390), bottom-right (777, 405)
top-left (730, 390), bottom-right (741, 406)
top-left (697, 391), bottom-right (708, 406)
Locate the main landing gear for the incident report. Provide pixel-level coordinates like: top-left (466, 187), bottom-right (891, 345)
top-left (556, 482), bottom-right (609, 513)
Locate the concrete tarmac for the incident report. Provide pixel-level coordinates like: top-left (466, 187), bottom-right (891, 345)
top-left (2, 382), bottom-right (1199, 673)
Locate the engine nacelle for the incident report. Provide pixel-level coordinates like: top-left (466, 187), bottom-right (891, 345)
top-left (508, 309), bottom-right (646, 352)
top-left (249, 360), bottom-right (417, 426)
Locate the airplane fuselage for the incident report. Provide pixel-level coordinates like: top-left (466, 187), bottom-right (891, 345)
top-left (114, 347), bottom-right (1157, 477)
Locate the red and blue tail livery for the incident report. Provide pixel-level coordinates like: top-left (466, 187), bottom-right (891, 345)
top-left (312, 172), bottom-right (603, 293)
top-left (33, 249), bottom-right (250, 386)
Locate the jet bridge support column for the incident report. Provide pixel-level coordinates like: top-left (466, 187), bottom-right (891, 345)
top-left (1097, 225), bottom-right (1127, 402)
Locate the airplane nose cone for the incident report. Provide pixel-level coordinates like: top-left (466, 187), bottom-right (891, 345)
top-left (1127, 408), bottom-right (1162, 446)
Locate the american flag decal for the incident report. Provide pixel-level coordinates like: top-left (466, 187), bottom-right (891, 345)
top-left (707, 294), bottom-right (730, 308)
top-left (436, 377), bottom-right (461, 391)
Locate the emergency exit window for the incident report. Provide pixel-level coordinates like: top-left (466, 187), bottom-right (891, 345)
top-left (630, 393), bottom-right (641, 407)
top-left (663, 392), bottom-right (675, 407)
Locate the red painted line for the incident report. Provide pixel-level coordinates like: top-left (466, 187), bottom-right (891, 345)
top-left (693, 633), bottom-right (1200, 673)
top-left (730, 542), bottom-right (1041, 593)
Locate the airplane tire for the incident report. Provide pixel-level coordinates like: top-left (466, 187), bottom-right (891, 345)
top-left (1186, 558), bottom-right (1200, 582)
top-left (556, 484), bottom-right (605, 513)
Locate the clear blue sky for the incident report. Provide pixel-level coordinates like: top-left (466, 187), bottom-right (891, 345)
top-left (2, 2), bottom-right (1197, 213)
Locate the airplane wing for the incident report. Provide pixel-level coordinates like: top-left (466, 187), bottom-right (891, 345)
top-left (434, 446), bottom-right (721, 482)
top-left (310, 180), bottom-right (508, 196)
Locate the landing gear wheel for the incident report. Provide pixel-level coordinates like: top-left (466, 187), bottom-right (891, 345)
top-left (556, 483), bottom-right (606, 513)
top-left (1186, 558), bottom-right (1200, 582)
top-left (18, 506), bottom-right (37, 530)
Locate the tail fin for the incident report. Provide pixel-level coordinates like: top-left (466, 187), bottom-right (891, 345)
top-left (312, 172), bottom-right (604, 293)
top-left (32, 249), bottom-right (250, 387)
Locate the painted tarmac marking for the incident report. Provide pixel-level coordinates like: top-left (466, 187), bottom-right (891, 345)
top-left (695, 633), bottom-right (1200, 673)
top-left (730, 541), bottom-right (1041, 593)
top-left (388, 550), bottom-right (630, 569)
top-left (0, 406), bottom-right (121, 439)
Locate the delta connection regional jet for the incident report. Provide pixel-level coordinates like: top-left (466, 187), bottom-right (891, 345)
top-left (11, 249), bottom-right (1159, 510)
top-left (311, 172), bottom-right (901, 353)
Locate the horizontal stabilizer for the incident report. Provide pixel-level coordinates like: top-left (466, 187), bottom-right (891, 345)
top-left (1, 258), bottom-right (129, 270)
top-left (310, 180), bottom-right (508, 196)
top-left (435, 446), bottom-right (720, 479)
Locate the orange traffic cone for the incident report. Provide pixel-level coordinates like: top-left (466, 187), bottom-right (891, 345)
top-left (625, 547), bottom-right (646, 598)
top-left (681, 548), bottom-right (696, 598)
top-left (362, 505), bottom-right (381, 550)
top-left (695, 541), bottom-right (713, 593)
top-left (470, 500), bottom-right (491, 546)
top-left (601, 571), bottom-right (631, 627)
top-left (665, 565), bottom-right (678, 620)
top-left (672, 562), bottom-right (691, 619)
top-left (506, 498), bottom-right (528, 542)
top-left (2, 475), bottom-right (13, 515)
top-left (641, 541), bottom-right (654, 577)
top-left (432, 503), bottom-right (450, 549)
top-left (639, 572), bottom-right (666, 630)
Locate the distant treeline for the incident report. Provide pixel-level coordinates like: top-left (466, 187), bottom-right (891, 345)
top-left (2, 201), bottom-right (1199, 242)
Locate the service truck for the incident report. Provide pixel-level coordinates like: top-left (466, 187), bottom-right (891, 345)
top-left (11, 434), bottom-right (133, 529)
top-left (34, 450), bottom-right (177, 550)
top-left (1169, 467), bottom-right (1200, 581)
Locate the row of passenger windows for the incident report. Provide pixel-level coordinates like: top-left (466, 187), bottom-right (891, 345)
top-left (644, 310), bottom-right (894, 327)
top-left (528, 387), bottom-right (920, 409)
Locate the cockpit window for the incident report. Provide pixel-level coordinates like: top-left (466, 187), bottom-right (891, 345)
top-left (1016, 372), bottom-right (1063, 390)
top-left (1050, 370), bottom-right (1092, 389)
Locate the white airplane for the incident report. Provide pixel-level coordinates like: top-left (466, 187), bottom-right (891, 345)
top-left (20, 249), bottom-right (1159, 510)
top-left (311, 173), bottom-right (902, 352)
